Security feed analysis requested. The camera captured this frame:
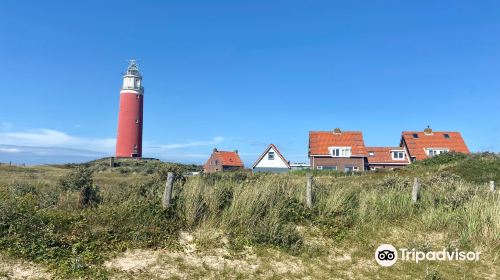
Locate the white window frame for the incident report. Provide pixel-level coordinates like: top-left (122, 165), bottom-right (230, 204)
top-left (391, 150), bottom-right (406, 160)
top-left (328, 146), bottom-right (352, 158)
top-left (268, 151), bottom-right (275, 160)
top-left (425, 148), bottom-right (449, 157)
top-left (316, 166), bottom-right (323, 170)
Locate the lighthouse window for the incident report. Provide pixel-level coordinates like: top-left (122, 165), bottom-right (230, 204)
top-left (135, 119), bottom-right (139, 124)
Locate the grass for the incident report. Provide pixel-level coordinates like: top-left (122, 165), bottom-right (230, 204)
top-left (0, 153), bottom-right (499, 279)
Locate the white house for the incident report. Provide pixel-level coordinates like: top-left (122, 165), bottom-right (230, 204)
top-left (252, 144), bottom-right (291, 173)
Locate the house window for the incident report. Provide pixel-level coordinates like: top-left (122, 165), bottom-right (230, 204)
top-left (391, 151), bottom-right (405, 160)
top-left (268, 151), bottom-right (275, 160)
top-left (444, 134), bottom-right (450, 139)
top-left (368, 151), bottom-right (375, 156)
top-left (413, 134), bottom-right (419, 138)
top-left (329, 147), bottom-right (352, 157)
top-left (316, 166), bottom-right (323, 170)
top-left (344, 166), bottom-right (354, 172)
top-left (323, 166), bottom-right (337, 170)
top-left (425, 148), bottom-right (449, 157)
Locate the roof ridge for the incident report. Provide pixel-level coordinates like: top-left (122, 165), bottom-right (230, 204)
top-left (366, 146), bottom-right (403, 149)
top-left (403, 131), bottom-right (461, 133)
top-left (310, 130), bottom-right (363, 133)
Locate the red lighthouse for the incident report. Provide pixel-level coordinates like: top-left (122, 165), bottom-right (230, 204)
top-left (116, 60), bottom-right (144, 158)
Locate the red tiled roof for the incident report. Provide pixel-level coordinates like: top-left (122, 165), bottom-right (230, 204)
top-left (401, 131), bottom-right (470, 160)
top-left (214, 151), bottom-right (244, 167)
top-left (252, 144), bottom-right (290, 169)
top-left (309, 130), bottom-right (368, 157)
top-left (366, 146), bottom-right (410, 164)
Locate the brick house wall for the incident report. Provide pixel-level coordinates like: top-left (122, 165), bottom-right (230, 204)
top-left (310, 156), bottom-right (366, 171)
top-left (203, 153), bottom-right (244, 173)
top-left (204, 153), bottom-right (223, 173)
top-left (368, 164), bottom-right (407, 170)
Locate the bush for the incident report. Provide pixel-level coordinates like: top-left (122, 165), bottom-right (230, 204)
top-left (59, 167), bottom-right (101, 208)
top-left (411, 152), bottom-right (468, 167)
top-left (447, 153), bottom-right (500, 183)
top-left (59, 167), bottom-right (94, 192)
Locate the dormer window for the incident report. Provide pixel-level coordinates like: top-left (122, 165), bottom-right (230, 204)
top-left (444, 134), bottom-right (450, 139)
top-left (329, 147), bottom-right (351, 157)
top-left (368, 151), bottom-right (375, 156)
top-left (391, 151), bottom-right (406, 160)
top-left (268, 151), bottom-right (275, 160)
top-left (413, 134), bottom-right (419, 138)
top-left (425, 148), bottom-right (449, 157)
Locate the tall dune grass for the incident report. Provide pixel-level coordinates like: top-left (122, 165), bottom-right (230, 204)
top-left (0, 153), bottom-right (498, 277)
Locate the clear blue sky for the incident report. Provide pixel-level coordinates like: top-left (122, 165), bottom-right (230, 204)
top-left (1, 0), bottom-right (499, 165)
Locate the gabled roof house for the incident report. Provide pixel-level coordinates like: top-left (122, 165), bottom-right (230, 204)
top-left (309, 128), bottom-right (368, 172)
top-left (252, 144), bottom-right (290, 173)
top-left (366, 146), bottom-right (411, 170)
top-left (203, 148), bottom-right (244, 173)
top-left (400, 127), bottom-right (470, 162)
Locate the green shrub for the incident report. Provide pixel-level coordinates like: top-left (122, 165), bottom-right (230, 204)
top-left (411, 152), bottom-right (468, 167)
top-left (60, 167), bottom-right (94, 192)
top-left (8, 181), bottom-right (38, 196)
top-left (447, 153), bottom-right (500, 183)
top-left (59, 167), bottom-right (101, 208)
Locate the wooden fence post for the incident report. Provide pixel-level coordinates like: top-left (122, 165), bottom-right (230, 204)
top-left (412, 178), bottom-right (420, 203)
top-left (162, 172), bottom-right (175, 208)
top-left (306, 174), bottom-right (313, 209)
top-left (109, 157), bottom-right (115, 168)
top-left (490, 181), bottom-right (496, 192)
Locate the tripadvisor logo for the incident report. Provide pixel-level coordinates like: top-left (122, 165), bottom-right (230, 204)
top-left (375, 244), bottom-right (481, 267)
top-left (375, 244), bottom-right (397, 267)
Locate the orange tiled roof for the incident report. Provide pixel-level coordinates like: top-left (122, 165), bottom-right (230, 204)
top-left (366, 146), bottom-right (410, 164)
top-left (309, 130), bottom-right (368, 157)
top-left (401, 131), bottom-right (470, 160)
top-left (214, 151), bottom-right (244, 167)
